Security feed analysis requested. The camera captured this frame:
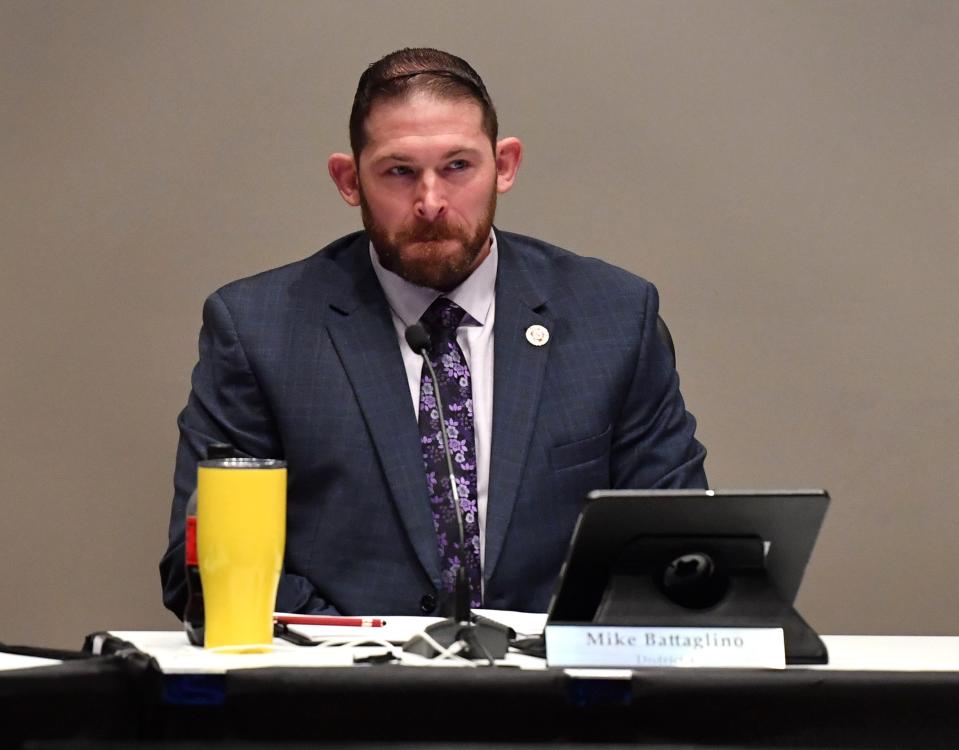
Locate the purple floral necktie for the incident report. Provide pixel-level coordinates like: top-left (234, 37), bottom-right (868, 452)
top-left (417, 297), bottom-right (482, 609)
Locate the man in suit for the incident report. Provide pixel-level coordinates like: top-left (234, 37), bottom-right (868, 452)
top-left (160, 48), bottom-right (707, 619)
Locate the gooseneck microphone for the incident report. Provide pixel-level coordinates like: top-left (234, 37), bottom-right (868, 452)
top-left (403, 321), bottom-right (511, 662)
top-left (403, 322), bottom-right (431, 355)
top-left (404, 322), bottom-right (470, 623)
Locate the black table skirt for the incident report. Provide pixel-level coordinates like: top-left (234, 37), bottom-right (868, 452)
top-left (0, 655), bottom-right (145, 748)
top-left (217, 666), bottom-right (959, 746)
top-left (5, 653), bottom-right (959, 748)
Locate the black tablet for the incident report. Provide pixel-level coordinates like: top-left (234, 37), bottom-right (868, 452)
top-left (547, 489), bottom-right (830, 624)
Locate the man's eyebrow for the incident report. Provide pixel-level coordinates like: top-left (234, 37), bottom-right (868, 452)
top-left (441, 147), bottom-right (482, 159)
top-left (371, 147), bottom-right (483, 166)
top-left (372, 153), bottom-right (414, 165)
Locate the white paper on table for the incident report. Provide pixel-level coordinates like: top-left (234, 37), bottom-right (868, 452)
top-left (286, 610), bottom-right (547, 644)
top-left (284, 615), bottom-right (443, 644)
top-left (0, 652), bottom-right (63, 671)
top-left (151, 643), bottom-right (355, 673)
top-left (110, 630), bottom-right (354, 674)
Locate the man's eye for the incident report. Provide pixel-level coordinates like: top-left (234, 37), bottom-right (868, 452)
top-left (448, 160), bottom-right (469, 171)
top-left (387, 166), bottom-right (412, 176)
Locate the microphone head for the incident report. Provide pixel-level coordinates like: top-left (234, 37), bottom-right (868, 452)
top-left (405, 323), bottom-right (432, 353)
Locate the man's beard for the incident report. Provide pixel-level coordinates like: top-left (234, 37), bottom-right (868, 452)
top-left (361, 188), bottom-right (496, 292)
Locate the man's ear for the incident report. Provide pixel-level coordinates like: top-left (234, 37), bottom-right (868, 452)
top-left (494, 137), bottom-right (523, 194)
top-left (328, 153), bottom-right (361, 206)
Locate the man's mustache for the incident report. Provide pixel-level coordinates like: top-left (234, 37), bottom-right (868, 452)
top-left (394, 219), bottom-right (469, 244)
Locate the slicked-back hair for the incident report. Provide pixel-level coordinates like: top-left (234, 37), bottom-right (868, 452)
top-left (349, 48), bottom-right (498, 161)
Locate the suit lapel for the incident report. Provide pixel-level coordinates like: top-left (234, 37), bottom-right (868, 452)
top-left (485, 234), bottom-right (551, 582)
top-left (320, 238), bottom-right (441, 585)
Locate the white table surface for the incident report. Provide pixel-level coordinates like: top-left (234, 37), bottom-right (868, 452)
top-left (104, 608), bottom-right (959, 675)
top-left (8, 609), bottom-right (958, 675)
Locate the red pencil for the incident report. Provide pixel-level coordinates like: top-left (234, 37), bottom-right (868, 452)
top-left (274, 614), bottom-right (386, 627)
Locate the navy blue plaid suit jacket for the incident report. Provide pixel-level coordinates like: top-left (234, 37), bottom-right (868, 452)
top-left (160, 230), bottom-right (707, 617)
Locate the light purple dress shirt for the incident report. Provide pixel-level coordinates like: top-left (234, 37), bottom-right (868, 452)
top-left (369, 231), bottom-right (498, 570)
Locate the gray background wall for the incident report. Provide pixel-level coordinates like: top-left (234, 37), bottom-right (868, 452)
top-left (1, 1), bottom-right (956, 648)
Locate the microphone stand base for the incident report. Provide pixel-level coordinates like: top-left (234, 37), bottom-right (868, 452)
top-left (403, 615), bottom-right (511, 661)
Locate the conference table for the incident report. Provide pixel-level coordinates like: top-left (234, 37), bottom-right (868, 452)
top-left (3, 613), bottom-right (959, 748)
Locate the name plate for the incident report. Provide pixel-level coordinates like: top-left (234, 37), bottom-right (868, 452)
top-left (545, 625), bottom-right (785, 669)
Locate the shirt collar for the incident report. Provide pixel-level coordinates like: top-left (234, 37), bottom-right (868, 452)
top-left (370, 230), bottom-right (498, 328)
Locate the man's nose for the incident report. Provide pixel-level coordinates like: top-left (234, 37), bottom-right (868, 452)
top-left (413, 173), bottom-right (446, 222)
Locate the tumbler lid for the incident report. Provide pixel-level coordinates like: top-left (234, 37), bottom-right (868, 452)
top-left (198, 457), bottom-right (286, 469)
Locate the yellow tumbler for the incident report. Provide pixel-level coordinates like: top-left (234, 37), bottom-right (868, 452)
top-left (197, 457), bottom-right (286, 651)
